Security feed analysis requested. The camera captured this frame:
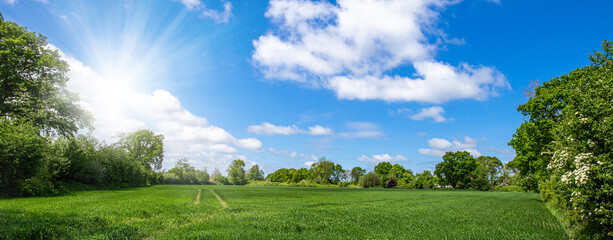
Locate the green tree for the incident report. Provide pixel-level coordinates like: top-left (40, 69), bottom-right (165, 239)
top-left (331, 163), bottom-right (345, 183)
top-left (311, 157), bottom-right (334, 184)
top-left (374, 162), bottom-right (392, 176)
top-left (389, 163), bottom-right (405, 179)
top-left (210, 168), bottom-right (222, 182)
top-left (0, 119), bottom-right (47, 197)
top-left (291, 168), bottom-right (309, 183)
top-left (118, 129), bottom-right (164, 171)
top-left (359, 171), bottom-right (380, 188)
top-left (476, 156), bottom-right (503, 184)
top-left (227, 159), bottom-right (247, 185)
top-left (350, 167), bottom-right (366, 183)
top-left (434, 151), bottom-right (477, 189)
top-left (537, 41), bottom-right (613, 239)
top-left (246, 164), bottom-right (265, 181)
top-left (0, 14), bottom-right (92, 136)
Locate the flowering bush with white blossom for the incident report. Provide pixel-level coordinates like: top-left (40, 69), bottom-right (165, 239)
top-left (539, 41), bottom-right (613, 239)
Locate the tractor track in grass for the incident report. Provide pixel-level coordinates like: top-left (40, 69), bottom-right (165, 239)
top-left (194, 189), bottom-right (201, 205)
top-left (209, 189), bottom-right (227, 208)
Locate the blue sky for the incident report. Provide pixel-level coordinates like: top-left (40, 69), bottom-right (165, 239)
top-left (2, 0), bottom-right (612, 174)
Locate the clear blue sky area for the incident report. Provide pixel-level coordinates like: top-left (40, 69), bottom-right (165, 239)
top-left (2, 0), bottom-right (612, 174)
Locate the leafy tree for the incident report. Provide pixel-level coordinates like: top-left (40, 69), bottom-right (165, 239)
top-left (210, 168), bottom-right (222, 182)
top-left (434, 151), bottom-right (477, 189)
top-left (311, 157), bottom-right (334, 184)
top-left (195, 169), bottom-right (210, 184)
top-left (389, 164), bottom-right (405, 179)
top-left (331, 163), bottom-right (346, 183)
top-left (359, 171), bottom-right (380, 188)
top-left (291, 168), bottom-right (309, 183)
top-left (476, 156), bottom-right (503, 184)
top-left (414, 170), bottom-right (437, 189)
top-left (118, 129), bottom-right (164, 171)
top-left (0, 13), bottom-right (92, 136)
top-left (227, 159), bottom-right (247, 185)
top-left (0, 119), bottom-right (47, 197)
top-left (350, 167), bottom-right (366, 183)
top-left (537, 41), bottom-right (613, 239)
top-left (268, 168), bottom-right (293, 182)
top-left (246, 164), bottom-right (265, 181)
top-left (374, 162), bottom-right (392, 176)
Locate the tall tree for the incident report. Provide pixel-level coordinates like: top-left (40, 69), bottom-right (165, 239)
top-left (118, 129), bottom-right (164, 171)
top-left (350, 167), bottom-right (366, 183)
top-left (434, 151), bottom-right (477, 188)
top-left (374, 162), bottom-right (392, 176)
top-left (311, 157), bottom-right (334, 184)
top-left (0, 13), bottom-right (92, 136)
top-left (227, 159), bottom-right (247, 185)
top-left (246, 164), bottom-right (265, 181)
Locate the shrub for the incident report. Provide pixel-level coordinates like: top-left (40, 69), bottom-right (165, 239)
top-left (383, 177), bottom-right (397, 188)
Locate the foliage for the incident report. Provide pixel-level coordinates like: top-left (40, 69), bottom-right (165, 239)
top-left (537, 41), bottom-right (613, 239)
top-left (0, 119), bottom-right (48, 197)
top-left (383, 176), bottom-right (397, 188)
top-left (246, 164), bottom-right (265, 181)
top-left (227, 159), bottom-right (247, 185)
top-left (434, 151), bottom-right (477, 189)
top-left (359, 171), bottom-right (380, 188)
top-left (310, 157), bottom-right (334, 184)
top-left (0, 13), bottom-right (92, 137)
top-left (350, 167), bottom-right (366, 183)
top-left (118, 129), bottom-right (164, 171)
top-left (414, 170), bottom-right (437, 189)
top-left (374, 162), bottom-right (392, 176)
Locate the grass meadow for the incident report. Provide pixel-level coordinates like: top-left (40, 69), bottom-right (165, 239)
top-left (0, 185), bottom-right (567, 239)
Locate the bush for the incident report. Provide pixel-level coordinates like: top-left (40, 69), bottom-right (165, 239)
top-left (359, 172), bottom-right (380, 188)
top-left (0, 119), bottom-right (48, 197)
top-left (383, 177), bottom-right (397, 188)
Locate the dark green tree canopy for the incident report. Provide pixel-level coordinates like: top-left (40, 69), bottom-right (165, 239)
top-left (374, 162), bottom-right (392, 176)
top-left (434, 151), bottom-right (477, 188)
top-left (0, 13), bottom-right (92, 136)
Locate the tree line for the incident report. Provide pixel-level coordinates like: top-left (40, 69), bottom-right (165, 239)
top-left (506, 41), bottom-right (613, 239)
top-left (0, 14), bottom-right (165, 197)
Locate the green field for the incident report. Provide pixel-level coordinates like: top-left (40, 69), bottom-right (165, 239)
top-left (0, 185), bottom-right (567, 239)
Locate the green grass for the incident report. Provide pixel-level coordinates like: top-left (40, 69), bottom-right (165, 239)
top-left (0, 185), bottom-right (567, 239)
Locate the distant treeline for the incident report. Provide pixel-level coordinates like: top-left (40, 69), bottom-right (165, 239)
top-left (161, 153), bottom-right (528, 193)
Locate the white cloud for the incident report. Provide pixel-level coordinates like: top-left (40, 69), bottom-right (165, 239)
top-left (247, 122), bottom-right (333, 136)
top-left (339, 122), bottom-right (383, 139)
top-left (418, 136), bottom-right (481, 157)
top-left (409, 106), bottom-right (447, 122)
top-left (304, 161), bottom-right (315, 167)
top-left (247, 122), bottom-right (300, 135)
top-left (174, 0), bottom-right (233, 23)
top-left (269, 147), bottom-right (318, 161)
top-left (253, 0), bottom-right (510, 103)
top-left (54, 46), bottom-right (260, 171)
top-left (308, 125), bottom-right (333, 135)
top-left (358, 154), bottom-right (408, 163)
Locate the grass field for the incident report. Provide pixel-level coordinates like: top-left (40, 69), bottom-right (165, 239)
top-left (0, 185), bottom-right (567, 239)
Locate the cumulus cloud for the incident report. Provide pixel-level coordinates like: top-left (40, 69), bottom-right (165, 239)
top-left (358, 154), bottom-right (408, 163)
top-left (418, 136), bottom-right (481, 157)
top-left (247, 122), bottom-right (333, 136)
top-left (408, 106), bottom-right (447, 122)
top-left (54, 46), bottom-right (260, 171)
top-left (304, 161), bottom-right (315, 167)
top-left (174, 0), bottom-right (233, 23)
top-left (269, 147), bottom-right (318, 161)
top-left (253, 0), bottom-right (509, 103)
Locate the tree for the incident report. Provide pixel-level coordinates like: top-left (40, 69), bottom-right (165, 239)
top-left (359, 171), bottom-right (380, 188)
top-left (0, 119), bottom-right (47, 197)
top-left (118, 129), bottom-right (164, 171)
top-left (0, 13), bottom-right (92, 137)
top-left (311, 157), bottom-right (334, 184)
top-left (331, 163), bottom-right (346, 183)
top-left (434, 151), bottom-right (477, 189)
top-left (476, 156), bottom-right (503, 184)
top-left (374, 162), bottom-right (392, 176)
top-left (291, 168), bottom-right (309, 183)
top-left (350, 167), bottom-right (366, 183)
top-left (246, 164), bottom-right (265, 181)
top-left (389, 164), bottom-right (405, 179)
top-left (210, 168), bottom-right (222, 182)
top-left (537, 41), bottom-right (613, 239)
top-left (227, 159), bottom-right (247, 185)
